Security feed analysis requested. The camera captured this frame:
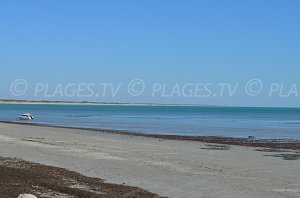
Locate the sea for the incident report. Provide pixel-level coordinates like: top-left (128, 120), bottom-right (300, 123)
top-left (0, 104), bottom-right (300, 139)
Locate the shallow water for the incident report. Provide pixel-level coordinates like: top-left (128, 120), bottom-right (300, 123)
top-left (0, 104), bottom-right (300, 139)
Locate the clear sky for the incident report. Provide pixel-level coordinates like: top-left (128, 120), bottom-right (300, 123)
top-left (1, 0), bottom-right (300, 107)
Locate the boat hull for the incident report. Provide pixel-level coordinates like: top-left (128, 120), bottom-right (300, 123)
top-left (18, 116), bottom-right (33, 120)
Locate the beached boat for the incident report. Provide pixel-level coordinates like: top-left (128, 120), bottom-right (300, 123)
top-left (18, 114), bottom-right (34, 120)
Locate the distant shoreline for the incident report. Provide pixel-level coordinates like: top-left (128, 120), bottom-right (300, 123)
top-left (0, 100), bottom-right (205, 107)
top-left (1, 100), bottom-right (299, 108)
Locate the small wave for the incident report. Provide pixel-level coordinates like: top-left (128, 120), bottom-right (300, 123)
top-left (282, 121), bottom-right (300, 125)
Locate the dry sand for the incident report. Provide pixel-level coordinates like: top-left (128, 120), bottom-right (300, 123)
top-left (0, 122), bottom-right (299, 198)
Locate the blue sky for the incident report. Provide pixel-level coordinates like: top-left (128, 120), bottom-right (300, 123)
top-left (1, 0), bottom-right (300, 107)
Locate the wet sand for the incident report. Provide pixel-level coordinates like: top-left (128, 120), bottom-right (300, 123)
top-left (0, 122), bottom-right (299, 198)
top-left (2, 121), bottom-right (299, 150)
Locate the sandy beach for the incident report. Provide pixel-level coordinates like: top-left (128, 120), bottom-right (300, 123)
top-left (0, 157), bottom-right (157, 198)
top-left (0, 122), bottom-right (299, 198)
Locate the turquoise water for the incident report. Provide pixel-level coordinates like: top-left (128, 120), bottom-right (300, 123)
top-left (0, 104), bottom-right (300, 139)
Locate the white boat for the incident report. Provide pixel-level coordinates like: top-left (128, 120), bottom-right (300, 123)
top-left (18, 113), bottom-right (34, 120)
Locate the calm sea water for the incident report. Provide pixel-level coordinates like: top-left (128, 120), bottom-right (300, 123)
top-left (0, 104), bottom-right (300, 139)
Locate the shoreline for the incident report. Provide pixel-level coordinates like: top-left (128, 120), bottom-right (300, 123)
top-left (1, 121), bottom-right (299, 150)
top-left (0, 100), bottom-right (205, 107)
top-left (2, 100), bottom-right (300, 109)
